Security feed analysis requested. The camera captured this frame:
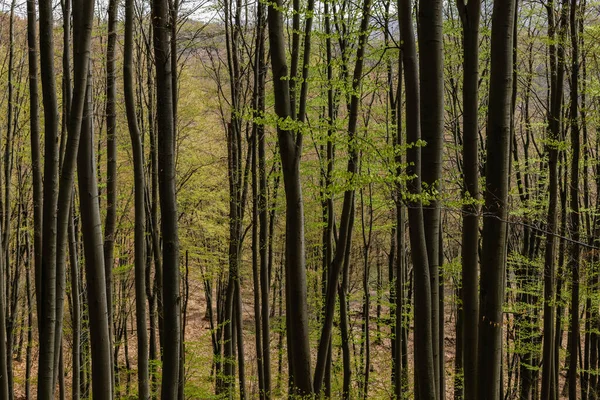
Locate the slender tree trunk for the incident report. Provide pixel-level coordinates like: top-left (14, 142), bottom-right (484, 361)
top-left (53, 0), bottom-right (96, 390)
top-left (339, 209), bottom-right (354, 399)
top-left (457, 1), bottom-right (481, 398)
top-left (477, 2), bottom-right (516, 399)
top-left (252, 120), bottom-right (265, 398)
top-left (77, 70), bottom-right (113, 400)
top-left (104, 0), bottom-right (118, 391)
top-left (399, 1), bottom-right (436, 399)
top-left (393, 40), bottom-right (404, 398)
top-left (235, 281), bottom-right (246, 399)
top-left (0, 221), bottom-right (7, 400)
top-left (3, 7), bottom-right (16, 394)
top-left (68, 205), bottom-right (80, 400)
top-left (25, 238), bottom-right (33, 400)
top-left (541, 2), bottom-right (567, 398)
top-left (125, 0), bottom-right (150, 394)
top-left (418, 2), bottom-right (445, 394)
top-left (266, 0), bottom-right (313, 393)
top-left (359, 185), bottom-right (373, 399)
top-left (255, 3), bottom-right (271, 394)
top-left (37, 0), bottom-right (61, 387)
top-left (26, 0), bottom-right (42, 341)
top-left (151, 0), bottom-right (181, 392)
top-left (568, 2), bottom-right (580, 398)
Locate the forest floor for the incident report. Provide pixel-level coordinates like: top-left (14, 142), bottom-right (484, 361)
top-left (10, 277), bottom-right (572, 399)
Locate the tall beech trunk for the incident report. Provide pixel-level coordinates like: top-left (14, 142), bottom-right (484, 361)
top-left (4, 8), bottom-right (16, 394)
top-left (418, 2), bottom-right (444, 394)
top-left (37, 0), bottom-right (61, 388)
top-left (542, 2), bottom-right (567, 398)
top-left (125, 0), bottom-right (150, 394)
top-left (4, 19), bottom-right (16, 391)
top-left (339, 208), bottom-right (354, 399)
top-left (359, 184), bottom-right (373, 399)
top-left (25, 238), bottom-right (33, 400)
top-left (477, 2), bottom-right (515, 399)
top-left (221, 0), bottom-right (249, 394)
top-left (252, 4), bottom-right (269, 392)
top-left (104, 0), bottom-right (118, 389)
top-left (53, 0), bottom-right (96, 390)
top-left (457, 1), bottom-right (481, 398)
top-left (393, 37), bottom-right (404, 398)
top-left (320, 0), bottom-right (336, 394)
top-left (0, 188), bottom-right (7, 398)
top-left (152, 0), bottom-right (181, 392)
top-left (77, 71), bottom-right (113, 399)
top-left (26, 0), bottom-right (42, 332)
top-left (251, 127), bottom-right (264, 398)
top-left (255, 1), bottom-right (271, 394)
top-left (399, 1), bottom-right (436, 399)
top-left (266, 0), bottom-right (313, 393)
top-left (568, 1), bottom-right (580, 398)
top-left (68, 205), bottom-right (80, 400)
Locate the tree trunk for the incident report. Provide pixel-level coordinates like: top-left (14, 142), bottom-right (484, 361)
top-left (541, 2), bottom-right (567, 398)
top-left (266, 0), bottom-right (313, 393)
top-left (37, 0), bottom-right (61, 387)
top-left (53, 0), bottom-right (96, 389)
top-left (68, 205), bottom-right (80, 400)
top-left (568, 1), bottom-right (580, 398)
top-left (77, 70), bottom-right (113, 400)
top-left (477, 1), bottom-right (516, 399)
top-left (339, 208), bottom-right (354, 399)
top-left (104, 0), bottom-right (118, 391)
top-left (457, 1), bottom-right (481, 398)
top-left (151, 0), bottom-right (182, 393)
top-left (418, 2), bottom-right (445, 394)
top-left (256, 2), bottom-right (271, 393)
top-left (26, 0), bottom-right (42, 335)
top-left (399, 1), bottom-right (436, 399)
top-left (124, 0), bottom-right (150, 394)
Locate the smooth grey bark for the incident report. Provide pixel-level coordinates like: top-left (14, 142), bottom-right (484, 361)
top-left (104, 0), bottom-right (118, 390)
top-left (418, 2), bottom-right (444, 394)
top-left (255, 0), bottom-right (271, 393)
top-left (124, 0), bottom-right (150, 394)
top-left (0, 194), bottom-right (8, 398)
top-left (37, 0), bottom-right (61, 389)
top-left (399, 1), bottom-right (436, 399)
top-left (25, 239), bottom-right (33, 400)
top-left (359, 184), bottom-right (373, 399)
top-left (68, 205), bottom-right (80, 400)
top-left (456, 1), bottom-right (481, 399)
top-left (4, 8), bottom-right (16, 394)
top-left (54, 0), bottom-right (71, 386)
top-left (251, 129), bottom-right (264, 400)
top-left (392, 31), bottom-right (404, 398)
top-left (477, 1), bottom-right (515, 398)
top-left (26, 0), bottom-right (42, 331)
top-left (53, 0), bottom-right (96, 391)
top-left (339, 208), bottom-right (354, 399)
top-left (77, 72), bottom-right (113, 400)
top-left (151, 0), bottom-right (181, 392)
top-left (266, 0), bottom-right (313, 394)
top-left (221, 0), bottom-right (250, 394)
top-left (567, 1), bottom-right (580, 398)
top-left (541, 2), bottom-right (567, 398)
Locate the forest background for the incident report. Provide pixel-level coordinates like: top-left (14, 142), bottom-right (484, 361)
top-left (0, 0), bottom-right (598, 399)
